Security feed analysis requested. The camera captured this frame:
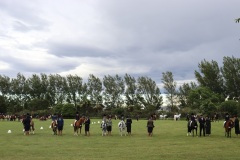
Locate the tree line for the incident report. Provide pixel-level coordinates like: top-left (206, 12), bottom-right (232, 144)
top-left (0, 56), bottom-right (239, 118)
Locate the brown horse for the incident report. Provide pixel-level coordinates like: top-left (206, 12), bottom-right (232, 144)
top-left (51, 120), bottom-right (57, 135)
top-left (0, 114), bottom-right (5, 120)
top-left (225, 120), bottom-right (234, 138)
top-left (73, 117), bottom-right (85, 136)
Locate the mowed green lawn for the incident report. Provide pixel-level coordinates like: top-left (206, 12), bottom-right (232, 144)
top-left (0, 118), bottom-right (239, 160)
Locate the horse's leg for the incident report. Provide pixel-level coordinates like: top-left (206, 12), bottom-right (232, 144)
top-left (32, 125), bottom-right (35, 134)
top-left (74, 126), bottom-right (78, 136)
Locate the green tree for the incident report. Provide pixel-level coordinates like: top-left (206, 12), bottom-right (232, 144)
top-left (124, 74), bottom-right (141, 111)
top-left (87, 74), bottom-right (103, 107)
top-left (78, 83), bottom-right (90, 114)
top-left (219, 100), bottom-right (240, 116)
top-left (40, 73), bottom-right (49, 100)
top-left (103, 74), bottom-right (124, 109)
top-left (61, 103), bottom-right (75, 117)
top-left (188, 87), bottom-right (223, 114)
top-left (137, 76), bottom-right (163, 112)
top-left (0, 75), bottom-right (11, 96)
top-left (221, 56), bottom-right (240, 100)
top-left (27, 98), bottom-right (49, 111)
top-left (10, 73), bottom-right (30, 111)
top-left (195, 59), bottom-right (224, 95)
top-left (48, 74), bottom-right (67, 105)
top-left (161, 71), bottom-right (177, 112)
top-left (27, 74), bottom-right (42, 99)
top-left (0, 95), bottom-right (7, 113)
top-left (66, 74), bottom-right (83, 108)
top-left (178, 82), bottom-right (197, 108)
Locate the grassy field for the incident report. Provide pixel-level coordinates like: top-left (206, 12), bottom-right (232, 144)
top-left (0, 118), bottom-right (239, 160)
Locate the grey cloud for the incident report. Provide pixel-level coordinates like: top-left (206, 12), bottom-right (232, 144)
top-left (48, 42), bottom-right (112, 58)
top-left (13, 20), bottom-right (47, 32)
top-left (0, 54), bottom-right (78, 75)
top-left (0, 0), bottom-right (240, 88)
top-left (0, 1), bottom-right (49, 32)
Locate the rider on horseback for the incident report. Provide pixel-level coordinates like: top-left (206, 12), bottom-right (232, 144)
top-left (51, 113), bottom-right (57, 128)
top-left (74, 112), bottom-right (80, 127)
top-left (224, 113), bottom-right (230, 128)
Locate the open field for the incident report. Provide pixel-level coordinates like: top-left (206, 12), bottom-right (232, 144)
top-left (0, 118), bottom-right (240, 160)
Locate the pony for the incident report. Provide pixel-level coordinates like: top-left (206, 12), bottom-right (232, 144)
top-left (0, 114), bottom-right (5, 121)
top-left (118, 120), bottom-right (126, 136)
top-left (73, 117), bottom-right (85, 136)
top-left (30, 119), bottom-right (35, 134)
top-left (100, 120), bottom-right (107, 136)
top-left (174, 114), bottom-right (181, 121)
top-left (187, 120), bottom-right (198, 137)
top-left (159, 114), bottom-right (167, 120)
top-left (10, 115), bottom-right (16, 121)
top-left (225, 119), bottom-right (234, 138)
top-left (51, 120), bottom-right (57, 135)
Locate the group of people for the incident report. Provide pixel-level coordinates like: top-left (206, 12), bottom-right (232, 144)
top-left (74, 112), bottom-right (90, 136)
top-left (51, 113), bottom-right (64, 136)
top-left (101, 114), bottom-right (133, 136)
top-left (20, 112), bottom-right (156, 137)
top-left (187, 113), bottom-right (212, 136)
top-left (187, 112), bottom-right (240, 137)
top-left (224, 113), bottom-right (239, 135)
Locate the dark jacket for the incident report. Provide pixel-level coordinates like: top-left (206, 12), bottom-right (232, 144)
top-left (198, 117), bottom-right (206, 127)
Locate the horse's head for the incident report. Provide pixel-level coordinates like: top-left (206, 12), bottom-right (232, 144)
top-left (101, 121), bottom-right (107, 130)
top-left (190, 120), bottom-right (197, 128)
top-left (79, 117), bottom-right (85, 124)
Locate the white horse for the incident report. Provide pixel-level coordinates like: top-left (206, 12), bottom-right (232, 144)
top-left (159, 114), bottom-right (167, 120)
top-left (100, 120), bottom-right (107, 136)
top-left (118, 120), bottom-right (126, 136)
top-left (174, 114), bottom-right (181, 121)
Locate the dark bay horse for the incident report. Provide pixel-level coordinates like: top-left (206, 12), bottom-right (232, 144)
top-left (51, 120), bottom-right (57, 135)
top-left (225, 120), bottom-right (234, 138)
top-left (188, 120), bottom-right (198, 137)
top-left (73, 117), bottom-right (85, 136)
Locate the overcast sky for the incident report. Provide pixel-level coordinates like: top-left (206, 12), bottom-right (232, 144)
top-left (0, 0), bottom-right (239, 91)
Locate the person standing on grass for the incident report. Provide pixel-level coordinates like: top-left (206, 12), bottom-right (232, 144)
top-left (198, 115), bottom-right (206, 137)
top-left (234, 115), bottom-right (239, 136)
top-left (23, 113), bottom-right (31, 136)
top-left (57, 114), bottom-right (64, 136)
top-left (205, 116), bottom-right (211, 136)
top-left (84, 116), bottom-right (90, 136)
top-left (126, 115), bottom-right (132, 136)
top-left (147, 116), bottom-right (154, 137)
top-left (106, 116), bottom-right (112, 136)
